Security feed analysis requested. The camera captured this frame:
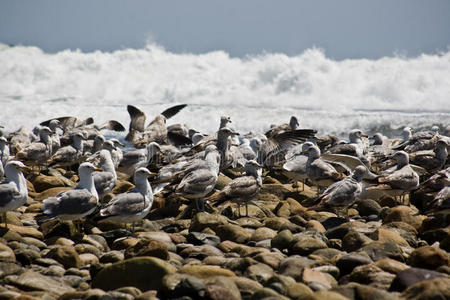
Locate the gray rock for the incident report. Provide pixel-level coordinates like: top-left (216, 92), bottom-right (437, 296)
top-left (389, 267), bottom-right (449, 292)
top-left (187, 232), bottom-right (221, 246)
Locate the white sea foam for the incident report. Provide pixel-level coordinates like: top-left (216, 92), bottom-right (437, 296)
top-left (1, 43), bottom-right (449, 138)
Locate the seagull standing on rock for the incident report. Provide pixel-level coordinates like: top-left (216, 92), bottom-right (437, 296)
top-left (0, 161), bottom-right (28, 228)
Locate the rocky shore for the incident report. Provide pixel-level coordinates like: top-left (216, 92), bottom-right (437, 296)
top-left (0, 168), bottom-right (449, 300)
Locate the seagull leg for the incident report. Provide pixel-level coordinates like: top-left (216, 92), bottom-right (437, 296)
top-left (302, 180), bottom-right (305, 192)
top-left (245, 203), bottom-right (249, 217)
top-left (195, 199), bottom-right (200, 212)
top-left (2, 212), bottom-right (7, 228)
top-left (237, 204), bottom-right (241, 218)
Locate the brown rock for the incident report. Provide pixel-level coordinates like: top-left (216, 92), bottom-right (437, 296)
top-left (0, 243), bottom-right (16, 262)
top-left (6, 225), bottom-right (43, 240)
top-left (112, 180), bottom-right (135, 194)
top-left (306, 220), bottom-right (326, 232)
top-left (112, 237), bottom-right (139, 250)
top-left (190, 213), bottom-right (229, 232)
top-left (215, 224), bottom-right (251, 244)
top-left (292, 237), bottom-right (328, 255)
top-left (374, 258), bottom-right (409, 274)
top-left (45, 245), bottom-right (81, 268)
top-left (382, 206), bottom-right (426, 230)
top-left (179, 265), bottom-right (236, 278)
top-left (401, 277), bottom-right (450, 300)
top-left (286, 282), bottom-right (314, 300)
top-left (34, 187), bottom-right (71, 202)
top-left (125, 239), bottom-right (169, 260)
top-left (407, 246), bottom-right (450, 270)
top-left (349, 264), bottom-right (396, 289)
top-left (253, 252), bottom-right (285, 269)
top-left (32, 174), bottom-right (67, 192)
top-left (250, 227), bottom-right (277, 242)
top-left (0, 212), bottom-right (23, 226)
top-left (302, 268), bottom-right (336, 290)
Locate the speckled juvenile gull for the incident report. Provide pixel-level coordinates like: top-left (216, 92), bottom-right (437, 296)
top-left (98, 167), bottom-right (156, 230)
top-left (40, 162), bottom-right (101, 222)
top-left (210, 160), bottom-right (262, 217)
top-left (0, 161), bottom-right (28, 227)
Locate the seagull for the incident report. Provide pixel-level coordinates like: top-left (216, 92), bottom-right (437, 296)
top-left (265, 116), bottom-right (299, 138)
top-left (282, 141), bottom-right (315, 191)
top-left (118, 142), bottom-right (162, 176)
top-left (327, 129), bottom-right (370, 168)
top-left (304, 144), bottom-right (342, 191)
top-left (97, 167), bottom-right (157, 231)
top-left (16, 126), bottom-right (53, 170)
top-left (0, 161), bottom-right (28, 228)
top-left (40, 162), bottom-right (101, 230)
top-left (209, 160), bottom-right (263, 217)
top-left (175, 146), bottom-right (221, 211)
top-left (47, 131), bottom-right (85, 169)
top-left (125, 104), bottom-right (187, 147)
top-left (0, 136), bottom-right (10, 166)
top-left (93, 150), bottom-right (117, 201)
top-left (365, 151), bottom-right (420, 202)
top-left (308, 165), bottom-right (366, 219)
top-left (408, 139), bottom-right (448, 172)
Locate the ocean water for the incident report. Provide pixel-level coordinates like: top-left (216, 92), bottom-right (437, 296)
top-left (1, 43), bottom-right (449, 139)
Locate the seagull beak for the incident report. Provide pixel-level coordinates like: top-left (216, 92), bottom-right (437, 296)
top-left (361, 133), bottom-right (368, 138)
top-left (94, 167), bottom-right (103, 172)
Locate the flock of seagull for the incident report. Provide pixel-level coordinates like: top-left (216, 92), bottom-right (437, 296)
top-left (0, 104), bottom-right (449, 231)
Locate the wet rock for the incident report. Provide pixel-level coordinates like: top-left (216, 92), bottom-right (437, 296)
top-left (14, 248), bottom-right (40, 265)
top-left (100, 228), bottom-right (134, 247)
top-left (124, 239), bottom-right (169, 260)
top-left (179, 265), bottom-right (235, 278)
top-left (389, 267), bottom-right (449, 292)
top-left (45, 245), bottom-right (81, 269)
top-left (187, 231), bottom-right (221, 246)
top-left (336, 253), bottom-right (373, 276)
top-left (305, 220), bottom-right (326, 232)
top-left (215, 224), bottom-right (251, 244)
top-left (401, 277), bottom-right (450, 300)
top-left (41, 220), bottom-right (77, 240)
top-left (6, 270), bottom-right (75, 296)
top-left (312, 248), bottom-right (342, 260)
top-left (311, 291), bottom-right (351, 300)
top-left (313, 265), bottom-right (340, 280)
top-left (92, 257), bottom-right (177, 291)
top-left (407, 245), bottom-right (449, 270)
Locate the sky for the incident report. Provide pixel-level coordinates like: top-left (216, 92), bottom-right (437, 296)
top-left (0, 0), bottom-right (449, 59)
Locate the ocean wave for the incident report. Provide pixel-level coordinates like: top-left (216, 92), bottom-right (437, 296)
top-left (1, 43), bottom-right (449, 137)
